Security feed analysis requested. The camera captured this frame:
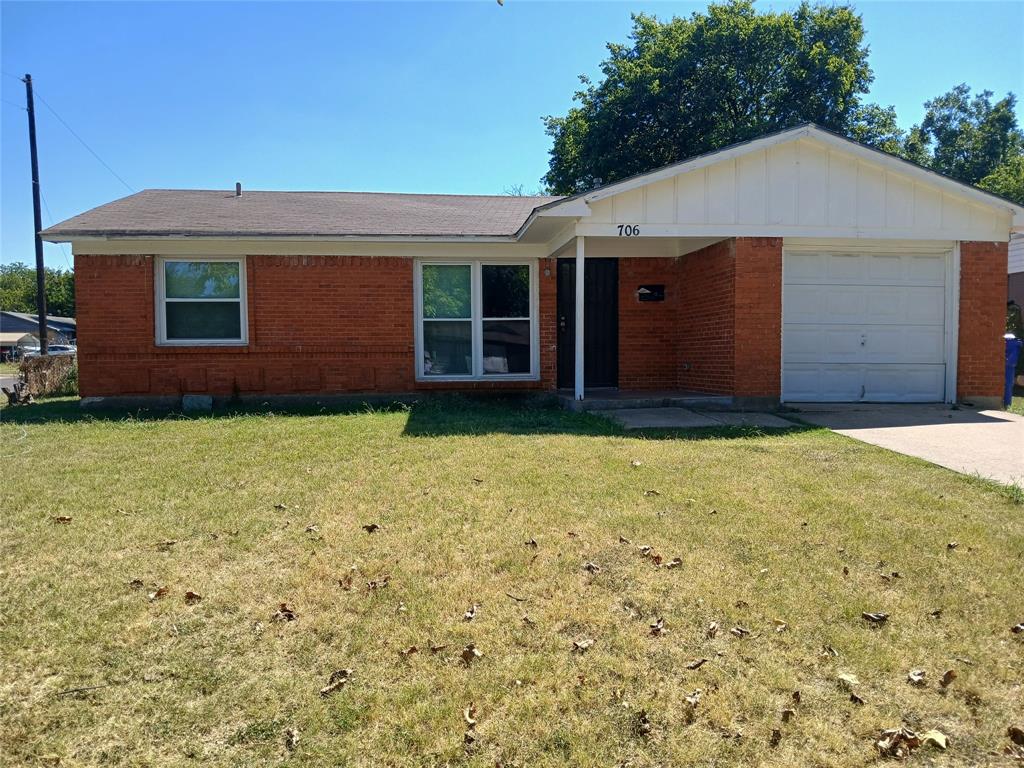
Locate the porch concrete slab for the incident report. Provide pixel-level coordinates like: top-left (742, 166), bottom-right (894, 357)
top-left (791, 404), bottom-right (1024, 486)
top-left (697, 411), bottom-right (798, 429)
top-left (596, 407), bottom-right (797, 430)
top-left (595, 407), bottom-right (721, 429)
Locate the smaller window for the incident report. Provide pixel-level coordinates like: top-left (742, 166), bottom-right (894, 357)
top-left (157, 259), bottom-right (247, 345)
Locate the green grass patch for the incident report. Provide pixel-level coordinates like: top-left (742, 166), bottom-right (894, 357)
top-left (2, 398), bottom-right (1022, 766)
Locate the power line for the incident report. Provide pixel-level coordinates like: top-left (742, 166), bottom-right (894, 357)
top-left (40, 192), bottom-right (74, 272)
top-left (1, 99), bottom-right (26, 110)
top-left (32, 89), bottom-right (136, 194)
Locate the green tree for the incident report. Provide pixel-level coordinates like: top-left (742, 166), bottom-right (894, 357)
top-left (0, 262), bottom-right (75, 317)
top-left (979, 154), bottom-right (1024, 205)
top-left (543, 0), bottom-right (882, 194)
top-left (907, 85), bottom-right (1023, 187)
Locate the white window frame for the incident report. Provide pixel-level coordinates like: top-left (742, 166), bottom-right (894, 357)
top-left (155, 256), bottom-right (249, 346)
top-left (414, 259), bottom-right (539, 382)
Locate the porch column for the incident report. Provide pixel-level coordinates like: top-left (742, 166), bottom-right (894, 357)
top-left (574, 236), bottom-right (585, 400)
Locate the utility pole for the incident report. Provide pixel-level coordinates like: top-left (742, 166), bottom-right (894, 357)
top-left (24, 73), bottom-right (48, 355)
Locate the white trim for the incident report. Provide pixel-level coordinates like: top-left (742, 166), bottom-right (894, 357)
top-left (155, 256), bottom-right (248, 346)
top-left (946, 243), bottom-right (960, 403)
top-left (573, 222), bottom-right (1008, 241)
top-left (413, 259), bottom-right (540, 383)
top-left (574, 236), bottom-right (585, 401)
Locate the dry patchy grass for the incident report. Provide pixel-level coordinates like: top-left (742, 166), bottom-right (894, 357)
top-left (1, 397), bottom-right (1022, 767)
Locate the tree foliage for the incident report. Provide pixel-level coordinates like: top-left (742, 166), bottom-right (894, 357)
top-left (543, 2), bottom-right (1024, 205)
top-left (0, 262), bottom-right (75, 317)
top-left (543, 0), bottom-right (875, 194)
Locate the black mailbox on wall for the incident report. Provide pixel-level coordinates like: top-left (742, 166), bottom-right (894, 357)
top-left (637, 284), bottom-right (665, 302)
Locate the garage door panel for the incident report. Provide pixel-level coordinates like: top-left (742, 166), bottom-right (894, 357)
top-left (782, 247), bottom-right (949, 403)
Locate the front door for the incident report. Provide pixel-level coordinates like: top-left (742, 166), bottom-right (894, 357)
top-left (557, 258), bottom-right (619, 389)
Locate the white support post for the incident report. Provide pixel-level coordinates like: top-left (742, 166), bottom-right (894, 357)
top-left (574, 236), bottom-right (585, 400)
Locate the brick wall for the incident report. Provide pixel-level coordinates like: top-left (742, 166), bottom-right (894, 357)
top-left (733, 238), bottom-right (783, 399)
top-left (618, 257), bottom-right (682, 389)
top-left (957, 241), bottom-right (1008, 400)
top-left (75, 254), bottom-right (556, 398)
top-left (677, 240), bottom-right (735, 394)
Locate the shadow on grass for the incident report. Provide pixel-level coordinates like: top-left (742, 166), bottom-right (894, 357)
top-left (0, 393), bottom-right (819, 441)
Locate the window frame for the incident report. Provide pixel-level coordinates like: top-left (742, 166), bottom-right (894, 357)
top-left (155, 256), bottom-right (249, 346)
top-left (414, 259), bottom-right (539, 382)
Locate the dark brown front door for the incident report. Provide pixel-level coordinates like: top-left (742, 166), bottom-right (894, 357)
top-left (557, 258), bottom-right (619, 389)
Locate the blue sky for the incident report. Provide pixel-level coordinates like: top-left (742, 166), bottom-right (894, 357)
top-left (2, 1), bottom-right (1022, 269)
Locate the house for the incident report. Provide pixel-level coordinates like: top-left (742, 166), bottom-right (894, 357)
top-left (0, 312), bottom-right (77, 345)
top-left (41, 124), bottom-right (1020, 408)
top-left (1009, 233), bottom-right (1024, 309)
top-left (0, 332), bottom-right (36, 361)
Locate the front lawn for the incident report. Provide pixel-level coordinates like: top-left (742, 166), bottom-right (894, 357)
top-left (2, 398), bottom-right (1022, 766)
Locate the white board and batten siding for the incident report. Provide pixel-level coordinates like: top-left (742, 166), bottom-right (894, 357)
top-left (581, 136), bottom-right (1012, 242)
top-left (1009, 233), bottom-right (1024, 274)
top-left (781, 241), bottom-right (955, 403)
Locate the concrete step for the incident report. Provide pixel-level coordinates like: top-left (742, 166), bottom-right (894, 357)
top-left (559, 392), bottom-right (734, 412)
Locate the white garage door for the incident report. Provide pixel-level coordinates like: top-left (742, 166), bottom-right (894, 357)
top-left (782, 248), bottom-right (950, 403)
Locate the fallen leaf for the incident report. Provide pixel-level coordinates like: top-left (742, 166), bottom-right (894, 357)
top-left (522, 614), bottom-right (536, 627)
top-left (339, 572), bottom-right (354, 590)
top-left (572, 638), bottom-right (594, 653)
top-left (366, 576), bottom-right (390, 591)
top-left (792, 690), bottom-right (802, 704)
top-left (319, 668), bottom-right (353, 697)
top-left (734, 600), bottom-right (749, 610)
top-left (567, 530), bottom-right (578, 538)
top-left (429, 641), bottom-right (448, 654)
top-left (947, 541), bottom-right (959, 550)
top-left (707, 621), bottom-right (720, 639)
top-left (582, 561), bottom-right (601, 574)
top-left (155, 539), bottom-right (177, 551)
top-left (772, 619), bottom-right (788, 633)
top-left (1012, 623), bottom-right (1024, 634)
top-left (939, 669), bottom-right (957, 688)
top-left (184, 590), bottom-right (202, 605)
top-left (147, 586), bottom-right (169, 602)
top-left (663, 557), bottom-right (682, 569)
top-left (861, 611), bottom-right (889, 625)
top-left (842, 566), bottom-right (850, 577)
top-left (643, 489), bottom-right (660, 497)
top-left (284, 726), bottom-right (300, 752)
top-left (907, 669), bottom-right (927, 686)
top-left (362, 523), bottom-right (380, 533)
top-left (618, 535), bottom-right (632, 544)
top-left (649, 617), bottom-right (666, 636)
top-left (1008, 725), bottom-right (1024, 746)
top-left (52, 515), bottom-right (72, 524)
top-left (252, 621), bottom-right (264, 636)
top-left (461, 643), bottom-right (483, 665)
top-left (849, 692), bottom-right (866, 705)
top-left (876, 727), bottom-right (921, 758)
top-left (729, 626), bottom-right (751, 638)
top-left (769, 728), bottom-right (782, 747)
top-left (837, 672), bottom-right (860, 690)
top-left (684, 689), bottom-right (702, 708)
top-left (396, 602), bottom-right (407, 613)
top-left (921, 729), bottom-right (948, 750)
top-left (273, 503), bottom-right (288, 511)
top-left (635, 709), bottom-right (652, 736)
top-left (127, 578), bottom-right (144, 590)
top-left (463, 703), bottom-right (478, 729)
top-left (399, 645), bottom-right (418, 657)
top-left (273, 603), bottom-right (296, 622)
top-left (505, 591), bottom-right (528, 602)
top-left (525, 537), bottom-right (538, 549)
top-left (685, 658), bottom-right (707, 670)
top-left (781, 708), bottom-right (795, 723)
top-left (463, 604), bottom-right (479, 621)
top-left (305, 524), bottom-right (319, 533)
top-left (822, 644), bottom-right (839, 657)
top-left (929, 608), bottom-right (943, 619)
top-left (631, 459), bottom-right (643, 468)
top-left (472, 477), bottom-right (483, 484)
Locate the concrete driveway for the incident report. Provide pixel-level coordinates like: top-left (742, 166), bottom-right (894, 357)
top-left (792, 403), bottom-right (1024, 486)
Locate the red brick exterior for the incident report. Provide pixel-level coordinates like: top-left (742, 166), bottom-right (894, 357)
top-left (957, 241), bottom-right (1008, 401)
top-left (618, 257), bottom-right (684, 389)
top-left (677, 240), bottom-right (736, 394)
top-left (733, 238), bottom-right (783, 398)
top-left (75, 254), bottom-right (556, 398)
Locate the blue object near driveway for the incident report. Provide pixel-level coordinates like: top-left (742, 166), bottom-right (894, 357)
top-left (1006, 334), bottom-right (1023, 407)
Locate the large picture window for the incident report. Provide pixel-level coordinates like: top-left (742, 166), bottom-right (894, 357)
top-left (416, 261), bottom-right (537, 380)
top-left (156, 258), bottom-right (247, 345)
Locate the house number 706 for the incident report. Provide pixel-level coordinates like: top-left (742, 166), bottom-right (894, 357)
top-left (617, 224), bottom-right (640, 237)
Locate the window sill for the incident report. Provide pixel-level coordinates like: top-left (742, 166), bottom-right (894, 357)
top-left (416, 375), bottom-right (540, 383)
top-left (155, 340), bottom-right (249, 348)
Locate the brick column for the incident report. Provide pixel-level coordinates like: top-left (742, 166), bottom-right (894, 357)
top-left (957, 241), bottom-right (1008, 405)
top-left (733, 237), bottom-right (783, 404)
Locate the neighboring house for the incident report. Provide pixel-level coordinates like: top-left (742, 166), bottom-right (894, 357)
top-left (41, 124), bottom-right (1021, 407)
top-left (0, 312), bottom-right (77, 345)
top-left (1009, 233), bottom-right (1024, 309)
top-left (0, 332), bottom-right (36, 361)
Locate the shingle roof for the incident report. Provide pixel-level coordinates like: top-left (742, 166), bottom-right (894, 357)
top-left (40, 189), bottom-right (561, 240)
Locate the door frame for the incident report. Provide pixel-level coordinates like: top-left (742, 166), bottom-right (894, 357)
top-left (556, 257), bottom-right (619, 389)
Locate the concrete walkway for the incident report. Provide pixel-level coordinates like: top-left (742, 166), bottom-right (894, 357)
top-left (792, 404), bottom-right (1024, 486)
top-left (596, 407), bottom-right (797, 430)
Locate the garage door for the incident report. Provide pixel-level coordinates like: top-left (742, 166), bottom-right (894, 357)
top-left (782, 249), bottom-right (950, 402)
